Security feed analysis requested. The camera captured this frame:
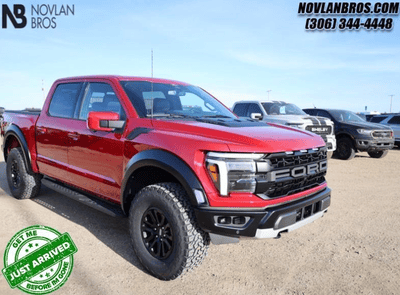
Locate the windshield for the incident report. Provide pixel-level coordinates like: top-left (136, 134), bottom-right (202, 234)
top-left (262, 102), bottom-right (306, 115)
top-left (329, 110), bottom-right (365, 122)
top-left (120, 81), bottom-right (235, 119)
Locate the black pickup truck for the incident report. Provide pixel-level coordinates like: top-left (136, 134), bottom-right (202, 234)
top-left (303, 108), bottom-right (394, 160)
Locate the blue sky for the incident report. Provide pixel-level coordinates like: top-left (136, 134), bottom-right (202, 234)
top-left (0, 0), bottom-right (399, 113)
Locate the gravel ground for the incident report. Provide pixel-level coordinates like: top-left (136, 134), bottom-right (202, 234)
top-left (1, 146), bottom-right (400, 295)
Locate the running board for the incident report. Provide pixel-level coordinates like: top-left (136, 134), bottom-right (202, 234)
top-left (41, 178), bottom-right (124, 217)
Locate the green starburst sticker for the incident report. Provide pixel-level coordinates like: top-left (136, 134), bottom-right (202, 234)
top-left (2, 225), bottom-right (78, 294)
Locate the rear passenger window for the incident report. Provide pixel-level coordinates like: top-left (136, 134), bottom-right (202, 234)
top-left (48, 83), bottom-right (82, 118)
top-left (388, 116), bottom-right (400, 124)
top-left (233, 104), bottom-right (248, 116)
top-left (370, 116), bottom-right (387, 123)
top-left (79, 83), bottom-right (125, 120)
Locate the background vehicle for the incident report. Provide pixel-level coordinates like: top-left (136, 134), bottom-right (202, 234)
top-left (232, 101), bottom-right (336, 156)
top-left (368, 114), bottom-right (400, 146)
top-left (303, 108), bottom-right (394, 160)
top-left (1, 76), bottom-right (331, 280)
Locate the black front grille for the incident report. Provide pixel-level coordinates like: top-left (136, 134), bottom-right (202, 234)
top-left (305, 125), bottom-right (332, 135)
top-left (372, 130), bottom-right (392, 138)
top-left (255, 147), bottom-right (327, 200)
top-left (268, 148), bottom-right (327, 169)
top-left (258, 172), bottom-right (326, 199)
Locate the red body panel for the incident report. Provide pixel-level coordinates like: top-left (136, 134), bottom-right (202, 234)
top-left (2, 75), bottom-right (327, 209)
top-left (2, 112), bottom-right (40, 172)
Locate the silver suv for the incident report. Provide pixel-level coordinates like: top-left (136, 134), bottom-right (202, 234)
top-left (369, 114), bottom-right (400, 145)
top-left (232, 101), bottom-right (336, 154)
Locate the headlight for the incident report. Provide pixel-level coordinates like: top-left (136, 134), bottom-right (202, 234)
top-left (286, 123), bottom-right (303, 129)
top-left (357, 129), bottom-right (372, 135)
top-left (205, 152), bottom-right (265, 196)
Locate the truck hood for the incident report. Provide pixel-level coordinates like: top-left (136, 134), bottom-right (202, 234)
top-left (342, 121), bottom-right (392, 130)
top-left (264, 115), bottom-right (333, 125)
top-left (150, 118), bottom-right (325, 153)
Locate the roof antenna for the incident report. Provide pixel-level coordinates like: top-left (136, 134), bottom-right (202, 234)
top-left (42, 79), bottom-right (45, 101)
top-left (151, 49), bottom-right (154, 119)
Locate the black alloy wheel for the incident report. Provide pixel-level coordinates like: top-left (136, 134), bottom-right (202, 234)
top-left (6, 148), bottom-right (42, 199)
top-left (368, 150), bottom-right (389, 159)
top-left (129, 183), bottom-right (210, 280)
top-left (141, 207), bottom-right (174, 260)
top-left (10, 159), bottom-right (21, 189)
top-left (335, 137), bottom-right (356, 160)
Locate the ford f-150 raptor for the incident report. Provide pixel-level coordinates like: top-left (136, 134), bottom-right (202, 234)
top-left (1, 76), bottom-right (331, 280)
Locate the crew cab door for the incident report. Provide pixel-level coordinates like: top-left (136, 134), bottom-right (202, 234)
top-left (36, 82), bottom-right (84, 179)
top-left (66, 82), bottom-right (125, 202)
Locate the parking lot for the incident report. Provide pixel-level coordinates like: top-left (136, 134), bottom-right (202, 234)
top-left (1, 147), bottom-right (399, 295)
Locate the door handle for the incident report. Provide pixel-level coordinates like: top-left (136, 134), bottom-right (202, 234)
top-left (36, 127), bottom-right (47, 135)
top-left (67, 132), bottom-right (80, 140)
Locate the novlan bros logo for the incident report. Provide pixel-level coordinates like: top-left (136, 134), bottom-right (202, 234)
top-left (1, 4), bottom-right (26, 28)
top-left (1, 4), bottom-right (75, 29)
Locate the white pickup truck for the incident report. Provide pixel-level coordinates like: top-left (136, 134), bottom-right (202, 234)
top-left (232, 100), bottom-right (336, 156)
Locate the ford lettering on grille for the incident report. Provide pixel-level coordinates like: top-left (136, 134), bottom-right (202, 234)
top-left (268, 160), bottom-right (327, 181)
top-left (255, 147), bottom-right (328, 200)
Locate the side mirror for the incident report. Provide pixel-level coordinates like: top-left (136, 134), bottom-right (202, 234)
top-left (251, 113), bottom-right (263, 120)
top-left (87, 112), bottom-right (125, 132)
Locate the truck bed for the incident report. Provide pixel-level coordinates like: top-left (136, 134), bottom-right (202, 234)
top-left (1, 111), bottom-right (40, 167)
top-left (5, 109), bottom-right (41, 116)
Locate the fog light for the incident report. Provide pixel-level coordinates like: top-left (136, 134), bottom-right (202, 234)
top-left (232, 216), bottom-right (246, 225)
top-left (217, 216), bottom-right (231, 224)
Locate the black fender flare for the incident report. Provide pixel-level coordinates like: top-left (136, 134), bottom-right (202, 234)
top-left (3, 124), bottom-right (33, 173)
top-left (121, 149), bottom-right (208, 214)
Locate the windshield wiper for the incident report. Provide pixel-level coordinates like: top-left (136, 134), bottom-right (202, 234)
top-left (148, 113), bottom-right (199, 119)
top-left (201, 115), bottom-right (233, 118)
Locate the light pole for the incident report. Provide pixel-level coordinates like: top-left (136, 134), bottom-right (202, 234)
top-left (389, 95), bottom-right (394, 113)
top-left (267, 90), bottom-right (272, 100)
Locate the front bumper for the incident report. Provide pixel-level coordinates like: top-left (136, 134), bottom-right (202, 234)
top-left (194, 187), bottom-right (331, 239)
top-left (355, 138), bottom-right (394, 152)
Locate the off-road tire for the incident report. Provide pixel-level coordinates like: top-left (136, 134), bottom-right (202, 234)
top-left (367, 150), bottom-right (389, 159)
top-left (6, 148), bottom-right (42, 199)
top-left (128, 182), bottom-right (210, 280)
top-left (334, 138), bottom-right (356, 160)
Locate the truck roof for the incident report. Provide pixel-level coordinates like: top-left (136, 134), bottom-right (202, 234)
top-left (304, 108), bottom-right (353, 112)
top-left (54, 75), bottom-right (190, 86)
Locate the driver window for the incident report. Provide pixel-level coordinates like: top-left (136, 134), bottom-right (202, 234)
top-left (79, 83), bottom-right (125, 120)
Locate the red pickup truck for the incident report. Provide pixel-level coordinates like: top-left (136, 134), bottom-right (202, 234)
top-left (1, 76), bottom-right (331, 280)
